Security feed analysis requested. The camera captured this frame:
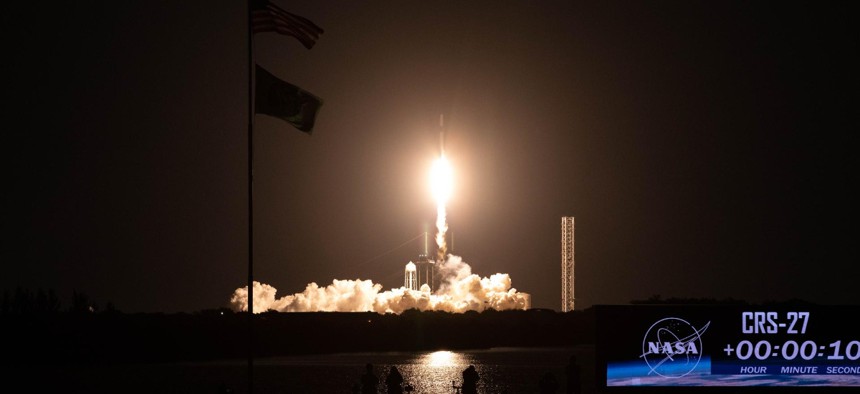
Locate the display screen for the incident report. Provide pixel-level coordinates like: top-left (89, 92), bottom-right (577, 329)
top-left (595, 305), bottom-right (860, 388)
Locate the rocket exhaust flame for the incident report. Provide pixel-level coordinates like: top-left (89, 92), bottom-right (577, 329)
top-left (431, 154), bottom-right (452, 261)
top-left (435, 205), bottom-right (447, 261)
top-left (433, 114), bottom-right (451, 261)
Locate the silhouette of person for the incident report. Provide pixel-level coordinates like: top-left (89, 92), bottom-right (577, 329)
top-left (385, 366), bottom-right (404, 394)
top-left (462, 364), bottom-right (479, 394)
top-left (217, 382), bottom-right (234, 394)
top-left (565, 355), bottom-right (582, 394)
top-left (539, 371), bottom-right (559, 393)
top-left (361, 363), bottom-right (379, 394)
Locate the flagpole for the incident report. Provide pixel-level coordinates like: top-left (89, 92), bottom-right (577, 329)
top-left (246, 0), bottom-right (255, 393)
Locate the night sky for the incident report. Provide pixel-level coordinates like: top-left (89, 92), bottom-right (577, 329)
top-left (4, 1), bottom-right (857, 313)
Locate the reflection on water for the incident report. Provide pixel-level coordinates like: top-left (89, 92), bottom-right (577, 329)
top-left (251, 346), bottom-right (589, 393)
top-left (425, 350), bottom-right (460, 367)
top-left (23, 346), bottom-right (594, 393)
top-left (404, 350), bottom-right (476, 393)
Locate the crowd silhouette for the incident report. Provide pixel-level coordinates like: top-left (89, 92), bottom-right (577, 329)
top-left (355, 363), bottom-right (413, 394)
top-left (461, 364), bottom-right (479, 394)
top-left (566, 355), bottom-right (581, 394)
top-left (385, 366), bottom-right (404, 394)
top-left (360, 363), bottom-right (379, 394)
top-left (353, 355), bottom-right (581, 393)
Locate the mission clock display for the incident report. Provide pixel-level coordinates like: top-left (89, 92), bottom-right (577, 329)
top-left (711, 310), bottom-right (860, 375)
top-left (596, 305), bottom-right (860, 388)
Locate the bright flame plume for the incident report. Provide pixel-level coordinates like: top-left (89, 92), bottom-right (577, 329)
top-left (431, 154), bottom-right (453, 261)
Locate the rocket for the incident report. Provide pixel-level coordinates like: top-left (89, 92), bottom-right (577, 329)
top-left (439, 114), bottom-right (446, 155)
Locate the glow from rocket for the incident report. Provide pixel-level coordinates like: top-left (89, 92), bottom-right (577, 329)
top-left (227, 116), bottom-right (533, 314)
top-left (430, 154), bottom-right (453, 261)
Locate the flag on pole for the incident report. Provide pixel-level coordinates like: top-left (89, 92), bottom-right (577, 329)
top-left (251, 0), bottom-right (324, 49)
top-left (255, 64), bottom-right (323, 133)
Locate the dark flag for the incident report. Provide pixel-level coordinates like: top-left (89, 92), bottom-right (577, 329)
top-left (255, 64), bottom-right (323, 133)
top-left (251, 0), bottom-right (324, 49)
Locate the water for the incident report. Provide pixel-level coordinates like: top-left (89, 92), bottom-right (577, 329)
top-left (19, 346), bottom-right (595, 393)
top-left (246, 346), bottom-right (592, 393)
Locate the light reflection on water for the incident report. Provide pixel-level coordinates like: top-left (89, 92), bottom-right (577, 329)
top-left (18, 347), bottom-right (594, 393)
top-left (425, 350), bottom-right (459, 367)
top-left (403, 350), bottom-right (476, 393)
top-left (249, 346), bottom-right (588, 393)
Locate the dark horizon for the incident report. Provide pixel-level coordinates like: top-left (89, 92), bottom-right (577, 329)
top-left (0, 285), bottom-right (824, 316)
top-left (4, 1), bottom-right (858, 313)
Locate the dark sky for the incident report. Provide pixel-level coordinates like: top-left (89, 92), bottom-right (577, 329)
top-left (3, 1), bottom-right (857, 313)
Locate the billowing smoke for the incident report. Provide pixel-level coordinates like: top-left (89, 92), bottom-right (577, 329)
top-left (229, 255), bottom-right (530, 314)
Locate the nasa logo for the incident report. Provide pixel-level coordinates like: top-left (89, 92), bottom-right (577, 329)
top-left (640, 317), bottom-right (710, 378)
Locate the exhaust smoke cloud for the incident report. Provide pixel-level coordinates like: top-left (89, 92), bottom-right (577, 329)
top-left (229, 255), bottom-right (530, 314)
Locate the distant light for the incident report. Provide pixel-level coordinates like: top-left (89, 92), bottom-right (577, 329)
top-left (220, 311), bottom-right (224, 316)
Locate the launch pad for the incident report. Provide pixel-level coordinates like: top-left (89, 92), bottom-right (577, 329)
top-left (404, 232), bottom-right (452, 292)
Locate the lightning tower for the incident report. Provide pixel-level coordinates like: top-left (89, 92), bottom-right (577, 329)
top-left (561, 216), bottom-right (575, 312)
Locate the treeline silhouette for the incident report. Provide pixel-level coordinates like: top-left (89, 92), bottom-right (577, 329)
top-left (1, 302), bottom-right (593, 365)
top-left (3, 288), bottom-right (817, 366)
top-left (629, 294), bottom-right (816, 306)
top-left (1, 287), bottom-right (115, 315)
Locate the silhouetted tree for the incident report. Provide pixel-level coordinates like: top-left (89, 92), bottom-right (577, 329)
top-left (763, 298), bottom-right (815, 306)
top-left (1, 290), bottom-right (9, 314)
top-left (71, 290), bottom-right (94, 314)
top-left (631, 295), bottom-right (750, 305)
top-left (630, 294), bottom-right (662, 304)
top-left (13, 287), bottom-right (34, 314)
top-left (103, 301), bottom-right (119, 315)
top-left (2, 288), bottom-right (62, 315)
top-left (34, 288), bottom-right (59, 314)
top-left (47, 289), bottom-right (61, 313)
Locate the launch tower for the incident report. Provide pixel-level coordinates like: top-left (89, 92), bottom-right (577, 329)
top-left (561, 216), bottom-right (575, 312)
top-left (407, 232), bottom-right (437, 292)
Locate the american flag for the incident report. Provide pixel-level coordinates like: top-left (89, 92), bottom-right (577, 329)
top-left (251, 0), bottom-right (323, 49)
